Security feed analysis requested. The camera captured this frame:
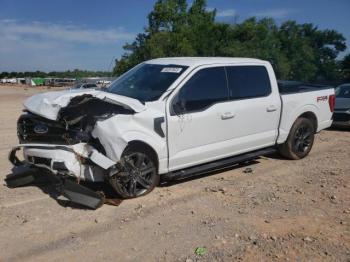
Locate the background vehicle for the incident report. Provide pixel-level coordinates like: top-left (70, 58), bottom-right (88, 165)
top-left (70, 83), bottom-right (98, 89)
top-left (7, 58), bottom-right (335, 208)
top-left (333, 84), bottom-right (350, 127)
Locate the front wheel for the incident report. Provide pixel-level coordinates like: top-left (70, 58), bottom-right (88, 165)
top-left (278, 117), bottom-right (315, 160)
top-left (109, 145), bottom-right (159, 198)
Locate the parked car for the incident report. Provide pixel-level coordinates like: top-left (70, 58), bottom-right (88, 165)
top-left (333, 84), bottom-right (350, 127)
top-left (71, 83), bottom-right (98, 89)
top-left (6, 57), bottom-right (335, 209)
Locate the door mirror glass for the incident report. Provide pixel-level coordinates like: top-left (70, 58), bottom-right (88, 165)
top-left (173, 95), bottom-right (187, 115)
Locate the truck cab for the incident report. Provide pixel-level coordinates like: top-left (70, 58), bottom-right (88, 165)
top-left (163, 59), bottom-right (281, 171)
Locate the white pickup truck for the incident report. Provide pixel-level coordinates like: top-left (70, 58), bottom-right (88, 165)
top-left (7, 57), bottom-right (335, 208)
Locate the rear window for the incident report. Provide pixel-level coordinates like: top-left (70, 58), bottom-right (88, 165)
top-left (226, 66), bottom-right (271, 99)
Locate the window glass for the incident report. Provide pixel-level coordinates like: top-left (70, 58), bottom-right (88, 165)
top-left (108, 64), bottom-right (188, 102)
top-left (175, 67), bottom-right (228, 113)
top-left (226, 66), bottom-right (271, 99)
top-left (336, 85), bottom-right (350, 98)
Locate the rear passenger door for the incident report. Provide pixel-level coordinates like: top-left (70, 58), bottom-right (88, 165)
top-left (223, 65), bottom-right (281, 153)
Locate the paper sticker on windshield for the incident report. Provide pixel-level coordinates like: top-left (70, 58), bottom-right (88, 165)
top-left (161, 67), bottom-right (182, 73)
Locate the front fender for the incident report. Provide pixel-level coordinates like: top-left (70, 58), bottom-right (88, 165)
top-left (121, 131), bottom-right (167, 159)
top-left (91, 114), bottom-right (167, 172)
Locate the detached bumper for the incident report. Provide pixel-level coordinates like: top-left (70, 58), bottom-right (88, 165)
top-left (9, 143), bottom-right (117, 182)
top-left (6, 143), bottom-right (120, 209)
top-left (5, 164), bottom-right (106, 209)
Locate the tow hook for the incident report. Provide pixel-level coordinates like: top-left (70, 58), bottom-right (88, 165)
top-left (8, 146), bottom-right (22, 166)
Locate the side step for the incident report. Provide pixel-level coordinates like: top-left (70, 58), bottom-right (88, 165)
top-left (163, 147), bottom-right (276, 181)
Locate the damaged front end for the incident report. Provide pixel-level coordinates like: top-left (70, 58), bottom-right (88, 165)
top-left (7, 91), bottom-right (142, 209)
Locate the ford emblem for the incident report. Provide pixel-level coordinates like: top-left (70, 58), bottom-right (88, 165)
top-left (34, 124), bottom-right (49, 134)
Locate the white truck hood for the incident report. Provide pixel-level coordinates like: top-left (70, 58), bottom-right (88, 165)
top-left (24, 89), bottom-right (146, 120)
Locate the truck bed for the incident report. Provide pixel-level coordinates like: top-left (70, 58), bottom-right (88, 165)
top-left (278, 80), bottom-right (334, 95)
top-left (277, 81), bottom-right (334, 144)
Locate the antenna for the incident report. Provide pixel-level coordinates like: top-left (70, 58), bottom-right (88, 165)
top-left (102, 55), bottom-right (116, 89)
top-left (107, 56), bottom-right (116, 77)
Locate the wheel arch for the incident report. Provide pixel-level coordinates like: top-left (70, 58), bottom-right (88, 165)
top-left (278, 104), bottom-right (320, 144)
top-left (278, 114), bottom-right (316, 160)
top-left (125, 140), bottom-right (159, 171)
top-left (298, 111), bottom-right (318, 133)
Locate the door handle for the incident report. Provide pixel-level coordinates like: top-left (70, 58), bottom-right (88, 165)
top-left (266, 105), bottom-right (278, 112)
top-left (221, 112), bottom-right (235, 120)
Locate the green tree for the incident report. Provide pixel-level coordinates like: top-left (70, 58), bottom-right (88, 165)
top-left (113, 0), bottom-right (217, 75)
top-left (0, 70), bottom-right (111, 79)
top-left (112, 0), bottom-right (346, 82)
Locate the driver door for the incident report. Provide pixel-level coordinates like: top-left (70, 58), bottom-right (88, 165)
top-left (166, 66), bottom-right (235, 171)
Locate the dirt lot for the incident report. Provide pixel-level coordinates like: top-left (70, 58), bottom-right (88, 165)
top-left (0, 85), bottom-right (349, 262)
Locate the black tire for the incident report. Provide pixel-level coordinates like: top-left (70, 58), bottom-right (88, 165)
top-left (109, 145), bottom-right (159, 199)
top-left (278, 117), bottom-right (315, 160)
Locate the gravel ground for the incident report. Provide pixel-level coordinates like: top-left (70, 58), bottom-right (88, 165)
top-left (0, 85), bottom-right (349, 262)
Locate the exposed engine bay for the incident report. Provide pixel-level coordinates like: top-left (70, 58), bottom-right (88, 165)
top-left (18, 94), bottom-right (134, 146)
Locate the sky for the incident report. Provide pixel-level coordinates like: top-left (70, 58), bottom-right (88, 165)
top-left (0, 0), bottom-right (349, 72)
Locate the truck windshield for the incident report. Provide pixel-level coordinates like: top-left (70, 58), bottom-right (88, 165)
top-left (336, 85), bottom-right (350, 98)
top-left (107, 64), bottom-right (188, 102)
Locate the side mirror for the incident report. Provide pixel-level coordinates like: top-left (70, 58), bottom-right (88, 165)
top-left (173, 98), bottom-right (186, 115)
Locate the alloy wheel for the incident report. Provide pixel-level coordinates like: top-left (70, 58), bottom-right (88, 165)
top-left (113, 152), bottom-right (156, 198)
top-left (293, 125), bottom-right (312, 153)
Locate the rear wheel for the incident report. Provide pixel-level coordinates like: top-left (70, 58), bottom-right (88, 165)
top-left (278, 117), bottom-right (315, 160)
top-left (109, 145), bottom-right (159, 198)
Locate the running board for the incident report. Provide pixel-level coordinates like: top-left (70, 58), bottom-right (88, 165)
top-left (163, 147), bottom-right (276, 181)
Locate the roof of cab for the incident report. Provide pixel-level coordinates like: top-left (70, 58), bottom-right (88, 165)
top-left (146, 57), bottom-right (268, 67)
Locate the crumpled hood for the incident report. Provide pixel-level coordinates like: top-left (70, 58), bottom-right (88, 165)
top-left (24, 89), bottom-right (146, 120)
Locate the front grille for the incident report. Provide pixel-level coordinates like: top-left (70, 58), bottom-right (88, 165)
top-left (333, 113), bottom-right (350, 122)
top-left (17, 113), bottom-right (89, 144)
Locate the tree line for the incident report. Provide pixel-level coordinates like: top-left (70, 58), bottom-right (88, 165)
top-left (0, 69), bottom-right (111, 79)
top-left (113, 0), bottom-right (350, 84)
